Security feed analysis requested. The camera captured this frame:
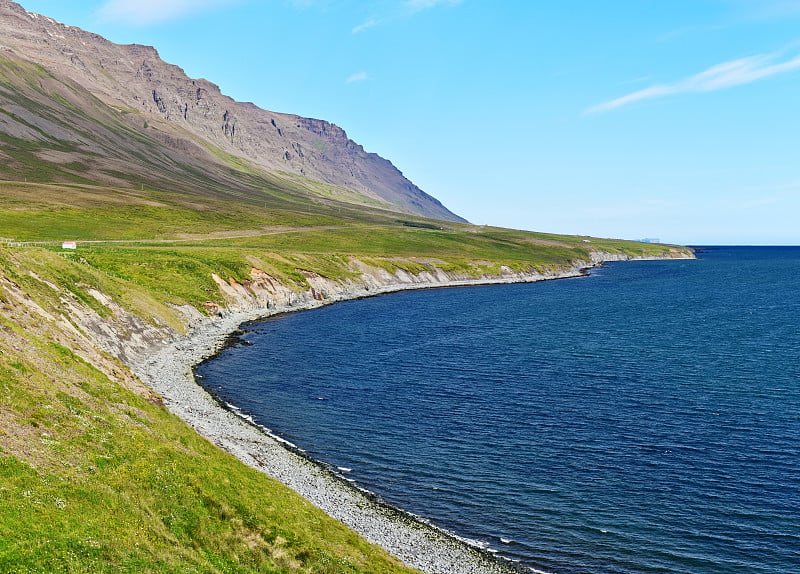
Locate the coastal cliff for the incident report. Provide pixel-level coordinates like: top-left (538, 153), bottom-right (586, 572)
top-left (0, 3), bottom-right (700, 572)
top-left (0, 244), bottom-right (691, 573)
top-left (77, 249), bottom-right (692, 370)
top-left (94, 250), bottom-right (693, 574)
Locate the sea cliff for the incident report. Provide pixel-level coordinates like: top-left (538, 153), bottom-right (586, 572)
top-left (123, 250), bottom-right (692, 574)
top-left (0, 245), bottom-right (692, 573)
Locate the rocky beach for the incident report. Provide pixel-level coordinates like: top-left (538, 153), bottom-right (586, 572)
top-left (132, 276), bottom-right (572, 574)
top-left (128, 252), bottom-right (692, 574)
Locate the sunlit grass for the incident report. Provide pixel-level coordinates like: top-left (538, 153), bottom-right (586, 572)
top-left (0, 180), bottom-right (690, 572)
top-left (0, 301), bottom-right (418, 573)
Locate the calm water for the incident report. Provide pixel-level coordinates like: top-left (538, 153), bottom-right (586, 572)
top-left (196, 247), bottom-right (800, 573)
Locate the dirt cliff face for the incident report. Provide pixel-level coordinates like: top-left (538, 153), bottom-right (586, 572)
top-left (0, 0), bottom-right (465, 222)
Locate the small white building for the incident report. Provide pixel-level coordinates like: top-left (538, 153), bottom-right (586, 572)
top-left (62, 241), bottom-right (77, 250)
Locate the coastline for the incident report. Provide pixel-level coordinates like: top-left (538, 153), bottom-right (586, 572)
top-left (130, 252), bottom-right (692, 574)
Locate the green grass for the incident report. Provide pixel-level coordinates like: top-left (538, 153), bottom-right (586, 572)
top-left (0, 182), bottom-right (354, 240)
top-left (41, 228), bottom-right (682, 310)
top-left (0, 205), bottom-right (258, 241)
top-left (0, 179), bottom-right (691, 573)
top-left (0, 181), bottom-right (689, 312)
top-left (0, 181), bottom-right (689, 309)
top-left (0, 300), bottom-right (418, 574)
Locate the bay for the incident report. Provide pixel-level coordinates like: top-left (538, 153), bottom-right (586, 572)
top-left (195, 247), bottom-right (800, 573)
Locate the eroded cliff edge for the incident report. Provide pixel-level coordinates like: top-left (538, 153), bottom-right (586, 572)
top-left (0, 247), bottom-right (693, 574)
top-left (125, 251), bottom-right (692, 574)
top-left (77, 249), bottom-right (693, 369)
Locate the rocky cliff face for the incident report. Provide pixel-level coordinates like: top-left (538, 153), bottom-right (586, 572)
top-left (46, 251), bottom-right (641, 373)
top-left (5, 248), bottom-right (693, 374)
top-left (0, 0), bottom-right (465, 222)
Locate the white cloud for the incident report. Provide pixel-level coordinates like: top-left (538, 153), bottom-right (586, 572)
top-left (405, 0), bottom-right (463, 13)
top-left (587, 50), bottom-right (800, 114)
top-left (352, 18), bottom-right (379, 34)
top-left (346, 71), bottom-right (369, 84)
top-left (97, 0), bottom-right (235, 25)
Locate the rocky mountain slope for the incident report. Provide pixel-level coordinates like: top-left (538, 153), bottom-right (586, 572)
top-left (0, 0), bottom-right (464, 222)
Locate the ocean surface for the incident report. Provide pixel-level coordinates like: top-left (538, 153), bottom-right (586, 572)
top-left (195, 246), bottom-right (800, 574)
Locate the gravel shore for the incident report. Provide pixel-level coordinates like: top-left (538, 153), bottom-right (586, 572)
top-left (122, 253), bottom-right (694, 573)
top-left (132, 279), bottom-right (552, 574)
top-left (127, 244), bottom-right (679, 574)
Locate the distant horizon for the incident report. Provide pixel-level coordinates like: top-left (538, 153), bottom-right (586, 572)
top-left (15, 0), bottom-right (800, 245)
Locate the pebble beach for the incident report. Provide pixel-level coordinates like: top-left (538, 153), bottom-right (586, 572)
top-left (131, 291), bottom-right (536, 574)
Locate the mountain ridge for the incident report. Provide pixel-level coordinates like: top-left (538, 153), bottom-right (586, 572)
top-left (0, 0), bottom-right (465, 222)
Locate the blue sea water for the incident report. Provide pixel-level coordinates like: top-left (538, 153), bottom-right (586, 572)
top-left (195, 247), bottom-right (800, 573)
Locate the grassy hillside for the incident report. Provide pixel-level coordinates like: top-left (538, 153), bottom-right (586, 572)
top-left (0, 180), bottom-right (683, 301)
top-left (0, 180), bottom-right (692, 572)
top-left (0, 246), bottom-right (417, 573)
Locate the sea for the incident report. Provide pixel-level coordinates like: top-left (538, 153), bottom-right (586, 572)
top-left (195, 246), bottom-right (800, 574)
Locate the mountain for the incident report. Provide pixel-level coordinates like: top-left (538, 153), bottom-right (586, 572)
top-left (0, 0), bottom-right (466, 223)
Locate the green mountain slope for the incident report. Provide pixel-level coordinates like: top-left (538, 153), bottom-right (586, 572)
top-left (0, 50), bottom-right (418, 220)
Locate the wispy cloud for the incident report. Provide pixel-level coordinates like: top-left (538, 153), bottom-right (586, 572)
top-left (725, 0), bottom-right (800, 20)
top-left (657, 3), bottom-right (800, 43)
top-left (352, 18), bottom-right (379, 34)
top-left (405, 0), bottom-right (463, 13)
top-left (97, 0), bottom-right (236, 25)
top-left (587, 49), bottom-right (800, 114)
top-left (346, 71), bottom-right (369, 84)
top-left (351, 0), bottom-right (461, 33)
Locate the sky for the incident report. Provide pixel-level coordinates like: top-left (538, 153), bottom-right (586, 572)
top-left (15, 0), bottom-right (800, 244)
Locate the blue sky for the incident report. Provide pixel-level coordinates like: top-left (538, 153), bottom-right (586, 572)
top-left (16, 0), bottom-right (800, 244)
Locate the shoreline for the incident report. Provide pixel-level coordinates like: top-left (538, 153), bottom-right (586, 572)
top-left (130, 253), bottom-right (692, 574)
top-left (196, 364), bottom-right (534, 574)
